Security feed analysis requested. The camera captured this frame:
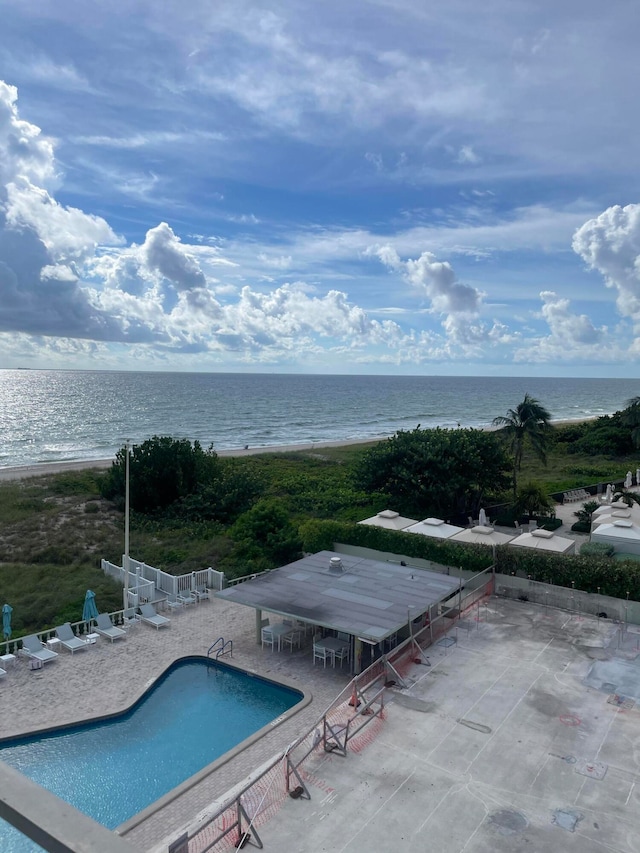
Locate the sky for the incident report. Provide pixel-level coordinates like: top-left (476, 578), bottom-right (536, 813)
top-left (1, 0), bottom-right (640, 377)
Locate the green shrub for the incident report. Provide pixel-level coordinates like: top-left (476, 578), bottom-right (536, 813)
top-left (580, 542), bottom-right (614, 558)
top-left (298, 519), bottom-right (493, 574)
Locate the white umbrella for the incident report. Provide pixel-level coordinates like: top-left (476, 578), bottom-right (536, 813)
top-left (636, 468), bottom-right (640, 486)
top-left (625, 471), bottom-right (633, 489)
top-left (478, 508), bottom-right (487, 527)
top-left (605, 484), bottom-right (613, 503)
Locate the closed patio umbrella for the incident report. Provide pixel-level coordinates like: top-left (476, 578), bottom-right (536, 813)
top-left (82, 590), bottom-right (99, 625)
top-left (478, 508), bottom-right (487, 527)
top-left (2, 603), bottom-right (12, 641)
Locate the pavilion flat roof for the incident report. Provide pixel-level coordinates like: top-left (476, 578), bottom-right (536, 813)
top-left (215, 550), bottom-right (460, 642)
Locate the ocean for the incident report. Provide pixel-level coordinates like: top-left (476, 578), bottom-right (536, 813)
top-left (0, 370), bottom-right (638, 469)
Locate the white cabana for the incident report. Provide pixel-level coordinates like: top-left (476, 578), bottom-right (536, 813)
top-left (358, 509), bottom-right (419, 531)
top-left (450, 525), bottom-right (514, 546)
top-left (591, 519), bottom-right (640, 556)
top-left (592, 508), bottom-right (635, 527)
top-left (593, 501), bottom-right (630, 516)
top-left (404, 517), bottom-right (465, 540)
top-left (508, 528), bottom-right (576, 554)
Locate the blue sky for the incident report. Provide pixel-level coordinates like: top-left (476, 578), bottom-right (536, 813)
top-left (1, 0), bottom-right (640, 376)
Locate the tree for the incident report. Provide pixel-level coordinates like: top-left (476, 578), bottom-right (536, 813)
top-left (352, 427), bottom-right (511, 520)
top-left (230, 499), bottom-right (303, 567)
top-left (492, 394), bottom-right (552, 496)
top-left (621, 397), bottom-right (640, 448)
top-left (101, 436), bottom-right (220, 513)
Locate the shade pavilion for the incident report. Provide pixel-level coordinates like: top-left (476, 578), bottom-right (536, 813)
top-left (508, 529), bottom-right (576, 554)
top-left (404, 518), bottom-right (465, 540)
top-left (450, 525), bottom-right (515, 546)
top-left (215, 550), bottom-right (460, 673)
top-left (358, 509), bottom-right (418, 531)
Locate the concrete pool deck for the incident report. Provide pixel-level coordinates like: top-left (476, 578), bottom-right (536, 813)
top-left (251, 598), bottom-right (640, 853)
top-left (0, 598), bottom-right (351, 851)
top-left (5, 596), bottom-right (640, 852)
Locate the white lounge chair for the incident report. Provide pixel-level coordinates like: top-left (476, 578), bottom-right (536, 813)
top-left (139, 603), bottom-right (170, 630)
top-left (123, 607), bottom-right (141, 628)
top-left (94, 613), bottom-right (126, 643)
top-left (21, 634), bottom-right (58, 664)
top-left (194, 585), bottom-right (210, 602)
top-left (55, 622), bottom-right (89, 654)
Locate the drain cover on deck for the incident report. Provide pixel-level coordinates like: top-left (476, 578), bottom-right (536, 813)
top-left (552, 809), bottom-right (582, 832)
top-left (575, 759), bottom-right (608, 780)
top-left (608, 693), bottom-right (635, 710)
top-left (437, 637), bottom-right (456, 647)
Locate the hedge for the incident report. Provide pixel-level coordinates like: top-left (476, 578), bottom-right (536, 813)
top-left (299, 519), bottom-right (640, 602)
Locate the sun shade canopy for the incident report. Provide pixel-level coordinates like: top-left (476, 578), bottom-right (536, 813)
top-left (215, 550), bottom-right (461, 642)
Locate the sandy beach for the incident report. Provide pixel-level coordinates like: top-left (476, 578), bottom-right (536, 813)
top-left (0, 436), bottom-right (387, 482)
top-left (0, 419), bottom-right (594, 482)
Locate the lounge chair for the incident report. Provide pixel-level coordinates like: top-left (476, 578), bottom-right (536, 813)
top-left (55, 622), bottom-right (90, 654)
top-left (94, 613), bottom-right (126, 643)
top-left (123, 607), bottom-right (141, 628)
top-left (139, 603), bottom-right (170, 630)
top-left (21, 634), bottom-right (58, 664)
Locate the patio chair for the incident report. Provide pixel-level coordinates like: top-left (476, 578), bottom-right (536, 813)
top-left (313, 643), bottom-right (332, 667)
top-left (177, 588), bottom-right (196, 606)
top-left (139, 603), bottom-right (171, 630)
top-left (21, 634), bottom-right (58, 664)
top-left (56, 623), bottom-right (90, 655)
top-left (194, 585), bottom-right (210, 602)
top-left (94, 613), bottom-right (126, 643)
top-left (261, 626), bottom-right (275, 651)
top-left (0, 667), bottom-right (6, 680)
top-left (123, 607), bottom-right (141, 628)
top-left (166, 593), bottom-right (184, 612)
top-left (282, 630), bottom-right (301, 652)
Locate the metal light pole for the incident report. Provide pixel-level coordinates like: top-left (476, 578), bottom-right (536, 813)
top-left (123, 441), bottom-right (131, 612)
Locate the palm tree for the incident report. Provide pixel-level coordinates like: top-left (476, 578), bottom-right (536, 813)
top-left (493, 394), bottom-right (552, 496)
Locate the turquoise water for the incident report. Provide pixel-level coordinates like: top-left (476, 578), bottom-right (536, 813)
top-left (1, 370), bottom-right (639, 468)
top-left (0, 658), bottom-right (302, 852)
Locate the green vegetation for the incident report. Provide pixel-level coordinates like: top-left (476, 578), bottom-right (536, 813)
top-left (492, 394), bottom-right (553, 496)
top-left (4, 400), bottom-right (640, 637)
top-left (352, 427), bottom-right (510, 519)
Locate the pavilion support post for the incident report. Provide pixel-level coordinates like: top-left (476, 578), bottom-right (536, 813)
top-left (354, 637), bottom-right (363, 674)
top-left (255, 609), bottom-right (263, 644)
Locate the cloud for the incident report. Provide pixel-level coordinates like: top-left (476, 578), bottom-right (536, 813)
top-left (456, 145), bottom-right (481, 165)
top-left (572, 204), bottom-right (640, 322)
top-left (513, 290), bottom-right (610, 363)
top-left (142, 223), bottom-right (207, 291)
top-left (372, 244), bottom-right (483, 314)
top-left (0, 82), bottom-right (126, 340)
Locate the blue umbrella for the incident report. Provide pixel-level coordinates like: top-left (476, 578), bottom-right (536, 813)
top-left (2, 603), bottom-right (12, 641)
top-left (82, 590), bottom-right (99, 624)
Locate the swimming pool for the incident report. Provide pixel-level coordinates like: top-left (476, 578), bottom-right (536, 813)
top-left (0, 657), bottom-right (303, 852)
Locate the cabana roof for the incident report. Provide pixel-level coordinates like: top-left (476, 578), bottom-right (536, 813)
top-left (215, 550), bottom-right (460, 642)
top-left (404, 518), bottom-right (464, 540)
top-left (508, 529), bottom-right (576, 554)
top-left (357, 509), bottom-right (418, 531)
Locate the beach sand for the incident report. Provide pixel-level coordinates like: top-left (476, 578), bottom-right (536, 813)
top-left (0, 436), bottom-right (386, 481)
top-left (0, 418), bottom-right (591, 482)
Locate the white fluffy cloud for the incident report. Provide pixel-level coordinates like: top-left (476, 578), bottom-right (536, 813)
top-left (513, 291), bottom-right (610, 363)
top-left (370, 244), bottom-right (498, 352)
top-left (573, 204), bottom-right (640, 323)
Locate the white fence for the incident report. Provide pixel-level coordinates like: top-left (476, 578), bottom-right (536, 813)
top-left (101, 557), bottom-right (225, 606)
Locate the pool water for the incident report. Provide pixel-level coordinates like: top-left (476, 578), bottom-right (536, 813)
top-left (0, 658), bottom-right (302, 852)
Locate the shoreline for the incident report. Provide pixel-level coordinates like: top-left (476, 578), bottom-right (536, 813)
top-left (0, 418), bottom-right (595, 482)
